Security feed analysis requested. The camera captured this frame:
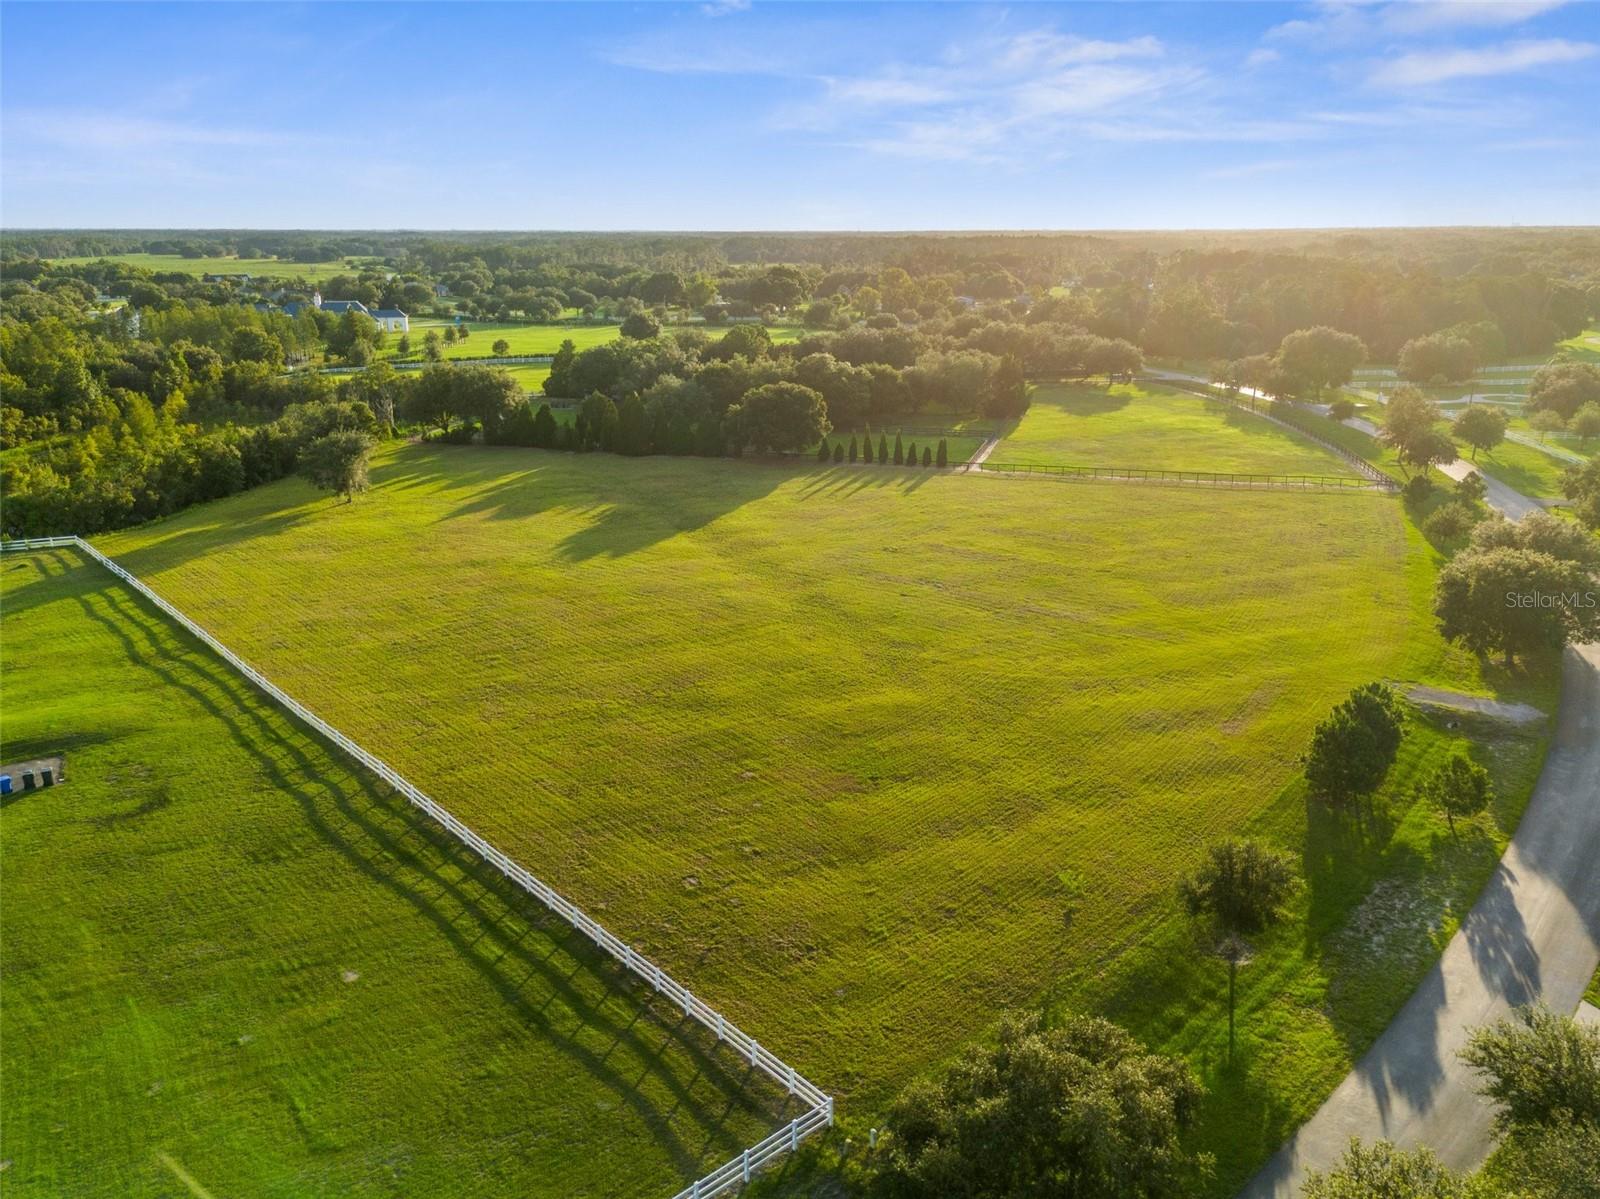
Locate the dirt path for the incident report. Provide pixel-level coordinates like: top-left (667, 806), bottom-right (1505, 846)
top-left (1241, 641), bottom-right (1600, 1197)
top-left (963, 435), bottom-right (1002, 472)
top-left (1404, 685), bottom-right (1546, 726)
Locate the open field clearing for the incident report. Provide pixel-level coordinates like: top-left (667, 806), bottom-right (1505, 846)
top-left (89, 443), bottom-right (1558, 1192)
top-left (997, 383), bottom-right (1363, 477)
top-left (51, 252), bottom-right (363, 281)
top-left (388, 322), bottom-right (805, 363)
top-left (0, 551), bottom-right (785, 1198)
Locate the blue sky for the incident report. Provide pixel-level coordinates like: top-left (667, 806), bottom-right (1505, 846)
top-left (2, 1), bottom-right (1596, 230)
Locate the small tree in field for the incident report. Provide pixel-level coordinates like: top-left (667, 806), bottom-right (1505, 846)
top-left (905, 441), bottom-right (918, 466)
top-left (1570, 401), bottom-right (1600, 447)
top-left (849, 436), bottom-right (858, 463)
top-left (936, 438), bottom-right (948, 467)
top-left (397, 333), bottom-right (411, 357)
top-left (893, 433), bottom-right (905, 465)
top-left (833, 441), bottom-right (845, 463)
top-left (299, 430), bottom-right (374, 503)
top-left (1304, 683), bottom-right (1406, 809)
top-left (879, 433), bottom-right (889, 463)
top-left (818, 439), bottom-right (831, 463)
top-left (922, 445), bottom-right (932, 466)
top-left (444, 325), bottom-right (458, 344)
top-left (861, 433), bottom-right (873, 463)
top-left (1419, 752), bottom-right (1490, 837)
top-left (492, 338), bottom-right (511, 357)
top-left (1179, 839), bottom-right (1296, 1063)
top-left (1453, 404), bottom-right (1507, 462)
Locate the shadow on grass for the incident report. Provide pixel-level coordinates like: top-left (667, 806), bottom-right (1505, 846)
top-left (55, 554), bottom-right (795, 1179)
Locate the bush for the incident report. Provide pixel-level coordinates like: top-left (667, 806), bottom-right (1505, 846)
top-left (936, 438), bottom-right (948, 467)
top-left (874, 1012), bottom-right (1210, 1199)
top-left (833, 441), bottom-right (845, 463)
top-left (905, 441), bottom-right (918, 467)
top-left (818, 439), bottom-right (831, 463)
top-left (849, 436), bottom-right (859, 463)
top-left (1423, 501), bottom-right (1478, 544)
top-left (921, 446), bottom-right (932, 466)
top-left (1403, 474), bottom-right (1435, 505)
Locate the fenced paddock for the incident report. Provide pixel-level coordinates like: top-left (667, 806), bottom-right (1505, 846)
top-left (0, 534), bottom-right (833, 1199)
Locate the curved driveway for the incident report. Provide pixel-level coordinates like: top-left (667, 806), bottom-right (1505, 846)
top-left (1241, 640), bottom-right (1600, 1196)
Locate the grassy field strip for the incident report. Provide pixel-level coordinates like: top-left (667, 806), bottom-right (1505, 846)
top-left (999, 382), bottom-right (1366, 478)
top-left (10, 534), bottom-right (835, 1197)
top-left (0, 547), bottom-right (791, 1198)
top-left (53, 253), bottom-right (362, 281)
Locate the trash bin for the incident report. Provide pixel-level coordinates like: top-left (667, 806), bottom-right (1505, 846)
top-left (40, 767), bottom-right (54, 787)
top-left (0, 775), bottom-right (11, 796)
top-left (20, 769), bottom-right (35, 791)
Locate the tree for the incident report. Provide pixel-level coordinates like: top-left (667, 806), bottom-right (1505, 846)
top-left (1435, 515), bottom-right (1600, 667)
top-left (874, 1011), bottom-right (1211, 1199)
top-left (1529, 408), bottom-right (1567, 442)
top-left (878, 433), bottom-right (889, 464)
top-left (1277, 326), bottom-right (1366, 397)
top-left (1179, 840), bottom-right (1296, 1062)
top-left (1420, 752), bottom-right (1491, 836)
top-left (833, 441), bottom-right (845, 463)
top-left (712, 323), bottom-right (771, 360)
top-left (492, 338), bottom-right (511, 357)
top-left (341, 359), bottom-right (405, 432)
top-left (1452, 405), bottom-right (1507, 461)
top-left (396, 333), bottom-right (411, 357)
top-left (615, 393), bottom-right (650, 456)
top-left (728, 382), bottom-right (829, 454)
top-left (818, 438), bottom-right (832, 463)
top-left (1327, 396), bottom-right (1356, 422)
top-left (1571, 402), bottom-right (1600, 447)
top-left (1398, 333), bottom-right (1478, 384)
top-left (1382, 386), bottom-right (1454, 475)
top-left (531, 402), bottom-right (558, 449)
top-left (1563, 456), bottom-right (1600, 532)
top-left (298, 429), bottom-right (373, 502)
top-left (443, 325), bottom-right (458, 344)
top-left (921, 446), bottom-right (932, 466)
top-left (1301, 1139), bottom-right (1475, 1199)
top-left (893, 433), bottom-right (905, 465)
top-left (1423, 500), bottom-right (1477, 544)
top-left (905, 441), bottom-right (918, 467)
top-left (936, 439), bottom-right (948, 467)
top-left (620, 311), bottom-right (661, 340)
top-left (1304, 683), bottom-right (1406, 809)
top-left (849, 436), bottom-right (858, 463)
top-left (985, 354), bottom-right (1029, 418)
top-left (861, 433), bottom-right (873, 463)
top-left (423, 329), bottom-right (443, 362)
top-left (545, 338), bottom-right (578, 397)
top-left (1461, 1006), bottom-right (1600, 1134)
top-left (230, 326), bottom-right (283, 368)
top-left (1528, 361), bottom-right (1600, 421)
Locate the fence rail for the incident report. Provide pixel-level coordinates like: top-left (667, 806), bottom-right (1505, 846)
top-left (0, 535), bottom-right (833, 1199)
top-left (975, 460), bottom-right (1381, 490)
top-left (1146, 376), bottom-right (1398, 491)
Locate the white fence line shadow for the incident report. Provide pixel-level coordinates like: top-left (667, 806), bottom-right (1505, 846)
top-left (2, 535), bottom-right (834, 1199)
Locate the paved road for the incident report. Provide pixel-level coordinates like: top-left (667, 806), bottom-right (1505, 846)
top-left (1435, 458), bottom-right (1547, 520)
top-left (1241, 640), bottom-right (1600, 1197)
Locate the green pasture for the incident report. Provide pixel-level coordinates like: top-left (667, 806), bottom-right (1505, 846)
top-left (87, 442), bottom-right (1558, 1194)
top-left (0, 551), bottom-right (786, 1197)
top-left (997, 382), bottom-right (1362, 477)
top-left (51, 252), bottom-right (365, 282)
top-left (387, 322), bottom-right (804, 364)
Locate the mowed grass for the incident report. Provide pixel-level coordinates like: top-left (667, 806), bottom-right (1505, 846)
top-left (998, 383), bottom-right (1363, 477)
top-left (88, 441), bottom-right (1543, 1151)
top-left (51, 253), bottom-right (363, 281)
top-left (0, 552), bottom-right (788, 1197)
top-left (388, 322), bottom-right (805, 363)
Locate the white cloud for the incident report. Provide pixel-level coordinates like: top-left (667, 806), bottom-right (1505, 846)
top-left (1245, 48), bottom-right (1282, 68)
top-left (1379, 1), bottom-right (1569, 34)
top-left (1268, 0), bottom-right (1568, 44)
top-left (5, 109), bottom-right (313, 152)
top-left (1370, 37), bottom-right (1596, 85)
top-left (699, 0), bottom-right (750, 16)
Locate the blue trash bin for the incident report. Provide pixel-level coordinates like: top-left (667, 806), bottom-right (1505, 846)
top-left (0, 775), bottom-right (11, 796)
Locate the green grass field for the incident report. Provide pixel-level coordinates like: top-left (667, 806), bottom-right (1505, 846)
top-left (389, 322), bottom-right (804, 364)
top-left (74, 442), bottom-right (1559, 1195)
top-left (52, 252), bottom-right (365, 281)
top-left (997, 383), bottom-right (1362, 477)
top-left (0, 550), bottom-right (791, 1198)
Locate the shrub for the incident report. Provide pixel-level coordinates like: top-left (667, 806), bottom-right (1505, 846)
top-left (1403, 474), bottom-right (1435, 505)
top-left (936, 438), bottom-right (948, 467)
top-left (833, 441), bottom-right (845, 463)
top-left (922, 446), bottom-right (932, 466)
top-left (879, 433), bottom-right (889, 463)
top-left (893, 433), bottom-right (904, 465)
top-left (849, 436), bottom-right (859, 463)
top-left (1423, 501), bottom-right (1478, 544)
top-left (1304, 683), bottom-right (1405, 808)
top-left (818, 439), bottom-right (831, 463)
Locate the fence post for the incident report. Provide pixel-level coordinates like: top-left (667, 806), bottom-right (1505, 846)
top-left (742, 1148), bottom-right (751, 1183)
top-left (790, 1119), bottom-right (799, 1150)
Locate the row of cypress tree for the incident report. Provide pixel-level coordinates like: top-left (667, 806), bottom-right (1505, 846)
top-left (817, 433), bottom-right (950, 468)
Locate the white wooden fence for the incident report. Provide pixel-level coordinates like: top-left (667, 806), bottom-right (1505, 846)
top-left (1, 535), bottom-right (834, 1199)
